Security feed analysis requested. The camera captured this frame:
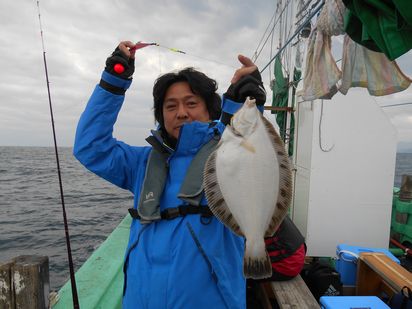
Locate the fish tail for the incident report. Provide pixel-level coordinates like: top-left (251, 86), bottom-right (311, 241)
top-left (243, 239), bottom-right (272, 279)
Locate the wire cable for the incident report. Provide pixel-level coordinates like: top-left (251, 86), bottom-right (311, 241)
top-left (252, 8), bottom-right (277, 61)
top-left (260, 0), bottom-right (325, 74)
top-left (252, 0), bottom-right (292, 63)
top-left (381, 102), bottom-right (412, 108)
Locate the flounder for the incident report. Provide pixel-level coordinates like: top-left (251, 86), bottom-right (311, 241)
top-left (203, 97), bottom-right (292, 279)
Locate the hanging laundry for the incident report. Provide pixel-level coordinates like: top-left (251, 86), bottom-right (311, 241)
top-left (302, 30), bottom-right (341, 101)
top-left (339, 35), bottom-right (411, 96)
top-left (302, 0), bottom-right (411, 100)
top-left (393, 0), bottom-right (412, 28)
top-left (343, 0), bottom-right (412, 61)
top-left (288, 67), bottom-right (301, 156)
top-left (302, 0), bottom-right (345, 101)
top-left (317, 0), bottom-right (346, 36)
top-left (271, 56), bottom-right (297, 156)
top-left (271, 56), bottom-right (289, 117)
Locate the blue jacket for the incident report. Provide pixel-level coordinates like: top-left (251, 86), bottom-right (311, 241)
top-left (74, 72), bottom-right (246, 308)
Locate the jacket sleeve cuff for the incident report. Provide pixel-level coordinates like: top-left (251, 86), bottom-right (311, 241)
top-left (221, 96), bottom-right (264, 125)
top-left (222, 96), bottom-right (264, 114)
top-left (99, 71), bottom-right (132, 95)
top-left (222, 96), bottom-right (242, 115)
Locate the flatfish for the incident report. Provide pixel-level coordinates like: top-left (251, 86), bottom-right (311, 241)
top-left (203, 97), bottom-right (292, 279)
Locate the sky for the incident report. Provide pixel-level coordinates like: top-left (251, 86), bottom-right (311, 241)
top-left (0, 0), bottom-right (411, 152)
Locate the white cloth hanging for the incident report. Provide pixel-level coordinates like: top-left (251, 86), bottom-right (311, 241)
top-left (339, 35), bottom-right (411, 96)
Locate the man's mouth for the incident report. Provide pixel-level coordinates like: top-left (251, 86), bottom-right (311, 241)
top-left (174, 122), bottom-right (189, 130)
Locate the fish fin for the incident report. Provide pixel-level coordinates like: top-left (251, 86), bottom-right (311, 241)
top-left (243, 239), bottom-right (272, 279)
top-left (240, 140), bottom-right (256, 153)
top-left (261, 116), bottom-right (293, 237)
top-left (203, 151), bottom-right (244, 237)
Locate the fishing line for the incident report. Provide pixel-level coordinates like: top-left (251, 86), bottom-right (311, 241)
top-left (158, 46), bottom-right (162, 74)
top-left (136, 41), bottom-right (236, 69)
top-left (60, 41), bottom-right (234, 115)
top-left (36, 2), bottom-right (80, 308)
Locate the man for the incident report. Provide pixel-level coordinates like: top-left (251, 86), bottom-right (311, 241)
top-left (74, 41), bottom-right (266, 308)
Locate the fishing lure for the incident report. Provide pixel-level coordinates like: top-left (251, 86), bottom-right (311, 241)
top-left (129, 41), bottom-right (186, 54)
top-left (129, 41), bottom-right (158, 52)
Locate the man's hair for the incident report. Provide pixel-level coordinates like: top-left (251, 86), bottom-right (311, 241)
top-left (153, 68), bottom-right (221, 128)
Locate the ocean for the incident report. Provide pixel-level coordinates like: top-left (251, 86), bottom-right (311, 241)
top-left (0, 146), bottom-right (131, 290)
top-left (0, 146), bottom-right (411, 290)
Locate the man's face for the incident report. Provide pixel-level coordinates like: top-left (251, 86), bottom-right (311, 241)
top-left (163, 82), bottom-right (210, 139)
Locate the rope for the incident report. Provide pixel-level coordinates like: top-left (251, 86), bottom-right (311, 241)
top-left (295, 0), bottom-right (316, 18)
top-left (319, 100), bottom-right (335, 152)
top-left (260, 0), bottom-right (325, 74)
top-left (36, 2), bottom-right (79, 308)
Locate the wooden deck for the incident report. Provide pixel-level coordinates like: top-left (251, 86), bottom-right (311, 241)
top-left (257, 275), bottom-right (320, 308)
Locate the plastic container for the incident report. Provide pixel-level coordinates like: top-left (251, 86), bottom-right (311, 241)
top-left (335, 244), bottom-right (400, 286)
top-left (320, 296), bottom-right (390, 308)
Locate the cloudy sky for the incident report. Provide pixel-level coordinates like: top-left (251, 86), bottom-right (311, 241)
top-left (1, 0), bottom-right (411, 151)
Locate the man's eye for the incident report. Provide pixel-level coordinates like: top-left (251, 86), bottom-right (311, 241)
top-left (187, 101), bottom-right (197, 106)
top-left (165, 104), bottom-right (176, 110)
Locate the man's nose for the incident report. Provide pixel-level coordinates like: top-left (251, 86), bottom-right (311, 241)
top-left (176, 104), bottom-right (189, 118)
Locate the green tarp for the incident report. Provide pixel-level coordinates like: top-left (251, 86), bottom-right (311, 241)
top-left (343, 0), bottom-right (412, 61)
top-left (271, 56), bottom-right (300, 156)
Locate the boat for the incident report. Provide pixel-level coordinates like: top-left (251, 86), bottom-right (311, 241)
top-left (51, 0), bottom-right (412, 308)
top-left (52, 216), bottom-right (131, 308)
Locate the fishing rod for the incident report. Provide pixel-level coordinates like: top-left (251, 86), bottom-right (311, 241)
top-left (260, 0), bottom-right (325, 74)
top-left (36, 2), bottom-right (80, 308)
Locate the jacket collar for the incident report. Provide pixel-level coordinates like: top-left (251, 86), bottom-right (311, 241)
top-left (146, 121), bottom-right (221, 155)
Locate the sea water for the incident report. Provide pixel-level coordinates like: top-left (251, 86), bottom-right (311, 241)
top-left (0, 146), bottom-right (130, 290)
top-left (0, 146), bottom-right (411, 290)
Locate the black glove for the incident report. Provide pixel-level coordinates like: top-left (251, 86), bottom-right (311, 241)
top-left (105, 47), bottom-right (135, 80)
top-left (224, 70), bottom-right (266, 105)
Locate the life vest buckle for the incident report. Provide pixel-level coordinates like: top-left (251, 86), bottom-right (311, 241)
top-left (200, 214), bottom-right (213, 225)
top-left (162, 207), bottom-right (181, 220)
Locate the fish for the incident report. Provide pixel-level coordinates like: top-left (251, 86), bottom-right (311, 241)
top-left (203, 97), bottom-right (292, 279)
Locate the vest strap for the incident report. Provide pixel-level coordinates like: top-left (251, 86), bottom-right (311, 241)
top-left (136, 149), bottom-right (169, 221)
top-left (178, 138), bottom-right (219, 206)
top-left (129, 205), bottom-right (213, 221)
